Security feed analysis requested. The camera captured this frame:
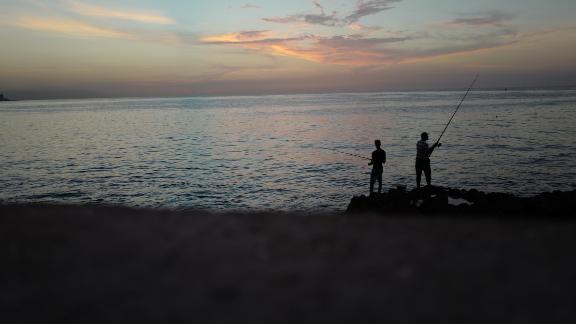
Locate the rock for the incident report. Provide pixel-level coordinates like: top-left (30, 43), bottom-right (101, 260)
top-left (419, 190), bottom-right (449, 214)
top-left (347, 186), bottom-right (576, 218)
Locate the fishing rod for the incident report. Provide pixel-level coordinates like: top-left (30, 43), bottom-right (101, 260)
top-left (327, 148), bottom-right (371, 161)
top-left (434, 74), bottom-right (479, 147)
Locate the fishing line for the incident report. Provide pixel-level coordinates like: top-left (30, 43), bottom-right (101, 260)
top-left (325, 148), bottom-right (371, 161)
top-left (323, 74), bottom-right (478, 163)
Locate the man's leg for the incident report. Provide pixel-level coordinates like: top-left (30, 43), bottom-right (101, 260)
top-left (424, 160), bottom-right (432, 186)
top-left (370, 170), bottom-right (375, 193)
top-left (377, 171), bottom-right (383, 193)
top-left (415, 161), bottom-right (422, 188)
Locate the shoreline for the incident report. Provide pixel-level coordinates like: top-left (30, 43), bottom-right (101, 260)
top-left (2, 186), bottom-right (574, 217)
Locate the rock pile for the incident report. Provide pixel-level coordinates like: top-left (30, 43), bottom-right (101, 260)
top-left (347, 186), bottom-right (576, 217)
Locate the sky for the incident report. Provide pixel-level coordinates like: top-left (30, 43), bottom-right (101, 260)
top-left (1, 0), bottom-right (575, 99)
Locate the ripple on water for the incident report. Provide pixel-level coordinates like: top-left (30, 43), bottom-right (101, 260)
top-left (1, 91), bottom-right (576, 210)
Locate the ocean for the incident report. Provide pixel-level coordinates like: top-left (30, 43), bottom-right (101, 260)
top-left (1, 90), bottom-right (575, 211)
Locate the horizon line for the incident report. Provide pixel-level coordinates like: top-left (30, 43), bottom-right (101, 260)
top-left (3, 84), bottom-right (576, 102)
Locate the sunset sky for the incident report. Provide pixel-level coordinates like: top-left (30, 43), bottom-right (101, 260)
top-left (1, 0), bottom-right (575, 99)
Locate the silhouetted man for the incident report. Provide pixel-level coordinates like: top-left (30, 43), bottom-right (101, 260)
top-left (369, 140), bottom-right (386, 194)
top-left (416, 132), bottom-right (440, 188)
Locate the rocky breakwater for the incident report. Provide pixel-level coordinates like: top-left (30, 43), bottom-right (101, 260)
top-left (347, 186), bottom-right (576, 218)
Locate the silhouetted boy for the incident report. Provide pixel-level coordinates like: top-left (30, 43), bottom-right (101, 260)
top-left (416, 132), bottom-right (440, 188)
top-left (369, 140), bottom-right (386, 194)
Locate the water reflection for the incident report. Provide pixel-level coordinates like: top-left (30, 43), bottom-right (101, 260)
top-left (1, 90), bottom-right (575, 210)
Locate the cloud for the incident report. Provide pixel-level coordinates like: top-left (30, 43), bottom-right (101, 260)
top-left (9, 15), bottom-right (188, 43)
top-left (2, 1), bottom-right (175, 41)
top-left (263, 0), bottom-right (401, 27)
top-left (349, 23), bottom-right (382, 33)
top-left (398, 38), bottom-right (518, 62)
top-left (68, 0), bottom-right (175, 24)
top-left (201, 26), bottom-right (520, 66)
top-left (201, 31), bottom-right (412, 65)
top-left (443, 11), bottom-right (514, 27)
top-left (201, 30), bottom-right (273, 43)
top-left (13, 16), bottom-right (130, 38)
top-left (520, 26), bottom-right (576, 39)
top-left (240, 3), bottom-right (261, 9)
top-left (262, 16), bottom-right (303, 25)
top-left (345, 0), bottom-right (401, 24)
top-left (263, 11), bottom-right (340, 27)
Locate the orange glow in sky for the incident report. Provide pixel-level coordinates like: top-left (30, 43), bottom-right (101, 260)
top-left (0, 0), bottom-right (575, 99)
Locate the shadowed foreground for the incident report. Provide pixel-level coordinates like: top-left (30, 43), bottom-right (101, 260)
top-left (2, 204), bottom-right (576, 323)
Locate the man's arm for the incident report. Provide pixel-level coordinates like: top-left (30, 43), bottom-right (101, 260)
top-left (428, 142), bottom-right (441, 156)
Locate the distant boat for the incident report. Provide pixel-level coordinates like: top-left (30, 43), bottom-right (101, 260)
top-left (0, 93), bottom-right (12, 101)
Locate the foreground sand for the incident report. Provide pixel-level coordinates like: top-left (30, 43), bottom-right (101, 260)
top-left (2, 204), bottom-right (576, 323)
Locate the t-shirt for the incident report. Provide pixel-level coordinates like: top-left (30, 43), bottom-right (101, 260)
top-left (371, 148), bottom-right (386, 170)
top-left (416, 140), bottom-right (430, 159)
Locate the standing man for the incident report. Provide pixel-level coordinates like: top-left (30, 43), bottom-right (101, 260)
top-left (416, 132), bottom-right (441, 188)
top-left (369, 140), bottom-right (386, 194)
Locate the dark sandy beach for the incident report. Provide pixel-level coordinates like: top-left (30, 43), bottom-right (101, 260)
top-left (2, 202), bottom-right (576, 323)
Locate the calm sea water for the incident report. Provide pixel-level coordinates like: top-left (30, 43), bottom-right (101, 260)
top-left (1, 90), bottom-right (575, 211)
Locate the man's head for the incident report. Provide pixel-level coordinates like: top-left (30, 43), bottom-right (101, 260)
top-left (374, 139), bottom-right (381, 148)
top-left (421, 132), bottom-right (429, 141)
